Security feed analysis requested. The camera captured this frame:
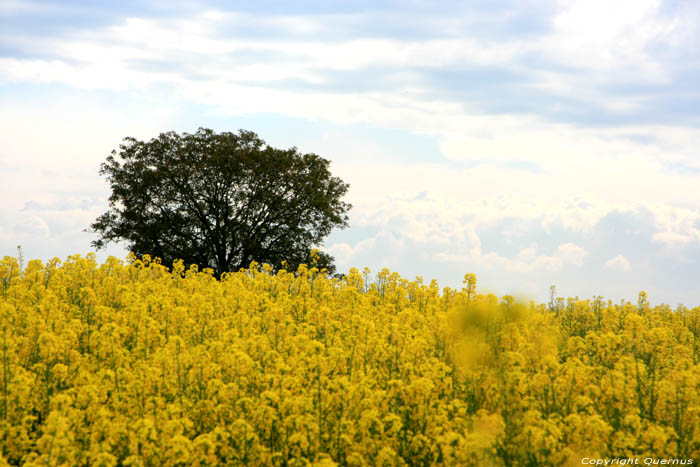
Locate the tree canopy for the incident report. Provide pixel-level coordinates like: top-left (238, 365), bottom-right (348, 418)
top-left (88, 128), bottom-right (351, 277)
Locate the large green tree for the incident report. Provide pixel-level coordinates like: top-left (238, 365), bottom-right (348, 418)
top-left (88, 128), bottom-right (351, 277)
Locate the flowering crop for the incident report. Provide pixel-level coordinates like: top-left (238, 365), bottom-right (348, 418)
top-left (0, 253), bottom-right (699, 466)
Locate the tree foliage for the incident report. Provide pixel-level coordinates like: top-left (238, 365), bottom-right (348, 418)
top-left (88, 128), bottom-right (351, 276)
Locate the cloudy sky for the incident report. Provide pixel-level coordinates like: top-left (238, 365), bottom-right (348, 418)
top-left (2, 0), bottom-right (700, 305)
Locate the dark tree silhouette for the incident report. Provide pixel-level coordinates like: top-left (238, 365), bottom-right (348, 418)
top-left (88, 128), bottom-right (351, 277)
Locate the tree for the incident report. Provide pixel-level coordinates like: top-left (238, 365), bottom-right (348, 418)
top-left (88, 128), bottom-right (351, 277)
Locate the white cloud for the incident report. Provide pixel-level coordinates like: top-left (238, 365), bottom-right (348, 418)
top-left (1, 6), bottom-right (698, 190)
top-left (0, 92), bottom-right (179, 259)
top-left (326, 236), bottom-right (378, 264)
top-left (434, 242), bottom-right (587, 273)
top-left (652, 231), bottom-right (693, 245)
top-left (325, 181), bottom-right (594, 275)
top-left (645, 204), bottom-right (700, 246)
top-left (604, 254), bottom-right (631, 272)
top-left (547, 0), bottom-right (674, 75)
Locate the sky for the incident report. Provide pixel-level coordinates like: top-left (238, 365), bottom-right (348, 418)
top-left (2, 0), bottom-right (700, 305)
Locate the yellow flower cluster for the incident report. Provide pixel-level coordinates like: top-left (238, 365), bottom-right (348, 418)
top-left (0, 253), bottom-right (699, 466)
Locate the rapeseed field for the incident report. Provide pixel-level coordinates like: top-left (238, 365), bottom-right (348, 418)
top-left (0, 253), bottom-right (698, 466)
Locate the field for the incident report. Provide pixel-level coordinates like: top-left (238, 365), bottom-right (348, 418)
top-left (0, 253), bottom-right (699, 466)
